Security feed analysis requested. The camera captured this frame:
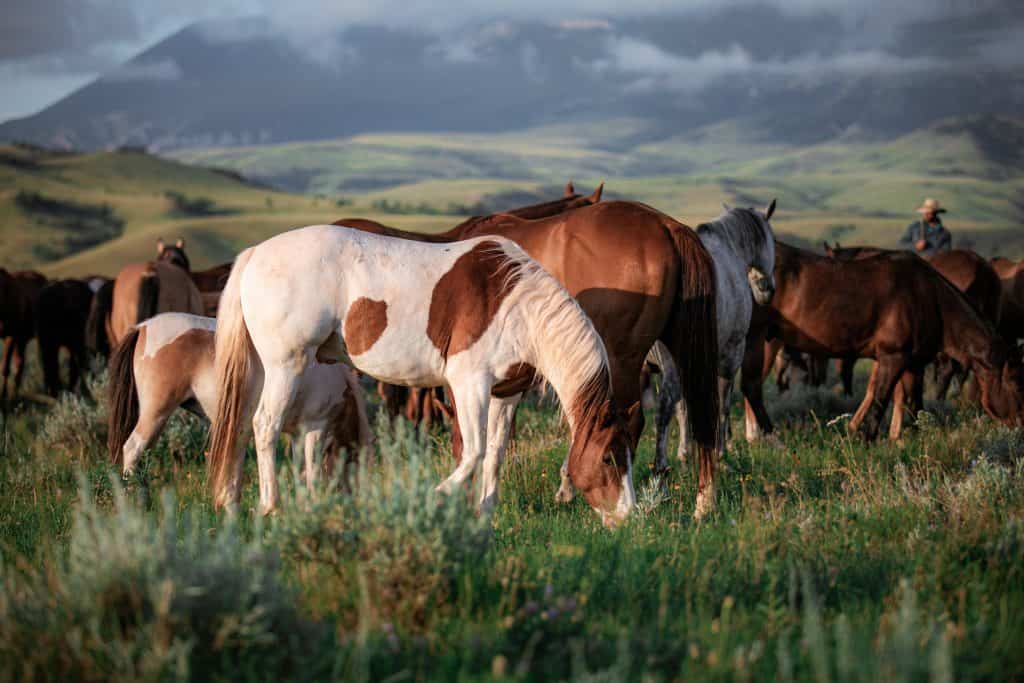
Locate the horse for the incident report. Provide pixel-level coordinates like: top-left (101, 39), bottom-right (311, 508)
top-left (107, 238), bottom-right (204, 345)
top-left (108, 312), bottom-right (372, 484)
top-left (0, 269), bottom-right (47, 403)
top-left (823, 245), bottom-right (1002, 401)
top-left (346, 183), bottom-right (603, 432)
top-left (35, 278), bottom-right (96, 396)
top-left (336, 200), bottom-right (721, 519)
top-left (86, 278), bottom-right (115, 358)
top-left (190, 261), bottom-right (234, 316)
top-left (992, 257), bottom-right (1024, 343)
top-left (741, 242), bottom-right (1024, 441)
top-left (647, 201), bottom-right (777, 473)
top-left (207, 227), bottom-right (638, 527)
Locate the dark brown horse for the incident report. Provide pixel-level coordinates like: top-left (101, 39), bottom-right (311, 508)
top-left (336, 198), bottom-right (722, 518)
top-left (107, 238), bottom-right (204, 345)
top-left (992, 257), bottom-right (1024, 343)
top-left (190, 261), bottom-right (234, 316)
top-left (0, 269), bottom-right (47, 403)
top-left (742, 242), bottom-right (1024, 441)
top-left (35, 278), bottom-right (96, 396)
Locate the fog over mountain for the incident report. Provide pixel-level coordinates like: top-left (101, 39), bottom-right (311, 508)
top-left (2, 2), bottom-right (1022, 150)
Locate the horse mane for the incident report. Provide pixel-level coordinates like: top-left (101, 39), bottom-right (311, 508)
top-left (698, 207), bottom-right (772, 259)
top-left (492, 241), bottom-right (612, 429)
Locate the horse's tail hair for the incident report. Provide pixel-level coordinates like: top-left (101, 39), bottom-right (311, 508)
top-left (208, 248), bottom-right (259, 509)
top-left (136, 267), bottom-right (160, 325)
top-left (86, 279), bottom-right (114, 357)
top-left (107, 326), bottom-right (141, 464)
top-left (661, 221), bottom-right (721, 457)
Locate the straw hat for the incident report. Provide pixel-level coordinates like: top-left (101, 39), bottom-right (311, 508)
top-left (915, 197), bottom-right (946, 214)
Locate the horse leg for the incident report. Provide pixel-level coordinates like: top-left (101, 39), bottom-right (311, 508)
top-left (40, 338), bottom-right (61, 397)
top-left (437, 378), bottom-right (491, 495)
top-left (0, 338), bottom-right (10, 404)
top-left (850, 355), bottom-right (905, 441)
top-left (930, 355), bottom-right (957, 401)
top-left (718, 375), bottom-right (733, 456)
top-left (654, 361), bottom-right (681, 474)
top-left (122, 409), bottom-right (173, 477)
top-left (10, 340), bottom-right (27, 400)
top-left (252, 368), bottom-right (302, 515)
top-left (839, 356), bottom-right (855, 396)
top-left (742, 338), bottom-right (774, 441)
top-left (848, 362), bottom-right (878, 434)
top-left (303, 426), bottom-right (327, 489)
top-left (890, 368), bottom-right (924, 440)
top-left (478, 394), bottom-right (521, 514)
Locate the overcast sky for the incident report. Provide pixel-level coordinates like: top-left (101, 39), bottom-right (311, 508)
top-left (1, 0), bottom-right (1021, 123)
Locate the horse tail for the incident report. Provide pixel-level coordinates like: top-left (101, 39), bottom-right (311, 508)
top-left (207, 248), bottom-right (259, 509)
top-left (136, 267), bottom-right (160, 325)
top-left (661, 221), bottom-right (721, 457)
top-left (107, 326), bottom-right (141, 464)
top-left (86, 280), bottom-right (114, 357)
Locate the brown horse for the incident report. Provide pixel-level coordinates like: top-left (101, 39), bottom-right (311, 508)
top-left (190, 261), bottom-right (234, 316)
top-left (35, 278), bottom-right (96, 396)
top-left (742, 242), bottom-right (1024, 441)
top-left (992, 257), bottom-right (1024, 343)
top-left (824, 245), bottom-right (1003, 401)
top-left (336, 199), bottom-right (722, 518)
top-left (108, 238), bottom-right (204, 345)
top-left (0, 269), bottom-right (47, 403)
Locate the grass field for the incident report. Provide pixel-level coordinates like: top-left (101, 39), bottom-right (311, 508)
top-left (1, 351), bottom-right (1023, 681)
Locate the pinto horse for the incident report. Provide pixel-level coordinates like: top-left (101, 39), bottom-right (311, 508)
top-left (107, 313), bottom-right (371, 483)
top-left (335, 200), bottom-right (721, 519)
top-left (645, 201), bottom-right (777, 472)
top-left (207, 227), bottom-right (638, 526)
top-left (108, 238), bottom-right (204, 345)
top-left (742, 242), bottom-right (1024, 441)
top-left (0, 269), bottom-right (47, 403)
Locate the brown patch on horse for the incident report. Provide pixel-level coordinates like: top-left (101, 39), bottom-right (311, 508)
top-left (427, 241), bottom-right (521, 358)
top-left (343, 297), bottom-right (388, 356)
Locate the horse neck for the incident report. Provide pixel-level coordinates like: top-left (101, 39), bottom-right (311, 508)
top-left (939, 286), bottom-right (1001, 370)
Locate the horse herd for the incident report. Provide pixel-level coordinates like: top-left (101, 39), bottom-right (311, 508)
top-left (3, 182), bottom-right (1024, 527)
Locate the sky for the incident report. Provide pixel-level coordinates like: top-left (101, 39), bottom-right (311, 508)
top-left (1, 0), bottom-right (1021, 123)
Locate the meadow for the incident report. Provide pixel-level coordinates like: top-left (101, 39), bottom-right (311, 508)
top-left (1, 351), bottom-right (1023, 681)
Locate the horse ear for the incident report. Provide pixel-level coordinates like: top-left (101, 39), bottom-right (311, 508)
top-left (765, 198), bottom-right (777, 220)
top-left (176, 237), bottom-right (185, 249)
top-left (589, 182), bottom-right (604, 203)
top-left (722, 202), bottom-right (732, 212)
top-left (823, 241), bottom-right (833, 256)
top-left (564, 180), bottom-right (575, 197)
top-left (156, 238), bottom-right (165, 254)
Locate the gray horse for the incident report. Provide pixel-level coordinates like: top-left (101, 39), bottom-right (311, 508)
top-left (650, 201), bottom-right (777, 473)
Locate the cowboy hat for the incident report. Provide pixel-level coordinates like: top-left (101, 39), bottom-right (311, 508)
top-left (915, 197), bottom-right (947, 214)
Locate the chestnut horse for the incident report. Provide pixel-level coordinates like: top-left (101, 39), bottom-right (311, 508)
top-left (108, 238), bottom-right (204, 345)
top-left (208, 228), bottom-right (638, 526)
top-left (992, 257), bottom-right (1024, 343)
top-left (335, 200), bottom-right (721, 518)
top-left (107, 312), bottom-right (371, 482)
top-left (742, 242), bottom-right (1024, 441)
top-left (0, 269), bottom-right (47, 403)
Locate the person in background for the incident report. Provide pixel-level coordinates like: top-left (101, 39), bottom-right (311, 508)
top-left (899, 197), bottom-right (951, 257)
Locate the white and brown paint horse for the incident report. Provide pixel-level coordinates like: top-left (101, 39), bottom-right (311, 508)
top-left (108, 312), bottom-right (371, 483)
top-left (208, 226), bottom-right (636, 526)
top-left (647, 201), bottom-right (777, 471)
top-left (107, 238), bottom-right (204, 345)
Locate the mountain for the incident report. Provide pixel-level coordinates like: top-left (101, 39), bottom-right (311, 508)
top-left (1, 12), bottom-right (1022, 151)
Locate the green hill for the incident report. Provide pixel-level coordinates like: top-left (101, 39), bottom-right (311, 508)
top-left (4, 115), bottom-right (1023, 276)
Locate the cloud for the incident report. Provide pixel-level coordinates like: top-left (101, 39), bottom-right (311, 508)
top-left (102, 58), bottom-right (183, 82)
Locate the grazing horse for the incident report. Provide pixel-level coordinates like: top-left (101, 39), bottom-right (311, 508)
top-left (336, 200), bottom-right (721, 519)
top-left (742, 242), bottom-right (1024, 441)
top-left (0, 269), bottom-right (47, 403)
top-left (347, 184), bottom-right (602, 432)
top-left (207, 227), bottom-right (638, 526)
top-left (35, 279), bottom-right (95, 396)
top-left (645, 201), bottom-right (777, 473)
top-left (108, 238), bottom-right (204, 345)
top-left (992, 257), bottom-right (1024, 343)
top-left (107, 312), bottom-right (371, 483)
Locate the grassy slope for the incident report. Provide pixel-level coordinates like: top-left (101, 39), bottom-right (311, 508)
top-left (2, 354), bottom-right (1023, 680)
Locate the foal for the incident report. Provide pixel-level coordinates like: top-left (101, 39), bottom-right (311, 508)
top-left (108, 313), bottom-right (371, 482)
top-left (648, 201), bottom-right (777, 472)
top-left (207, 227), bottom-right (636, 526)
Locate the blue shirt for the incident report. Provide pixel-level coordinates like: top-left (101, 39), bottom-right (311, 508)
top-left (898, 218), bottom-right (951, 258)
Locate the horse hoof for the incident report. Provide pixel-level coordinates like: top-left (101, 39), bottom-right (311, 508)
top-left (693, 488), bottom-right (716, 522)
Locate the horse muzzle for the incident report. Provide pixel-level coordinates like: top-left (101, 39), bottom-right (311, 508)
top-left (748, 269), bottom-right (776, 305)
